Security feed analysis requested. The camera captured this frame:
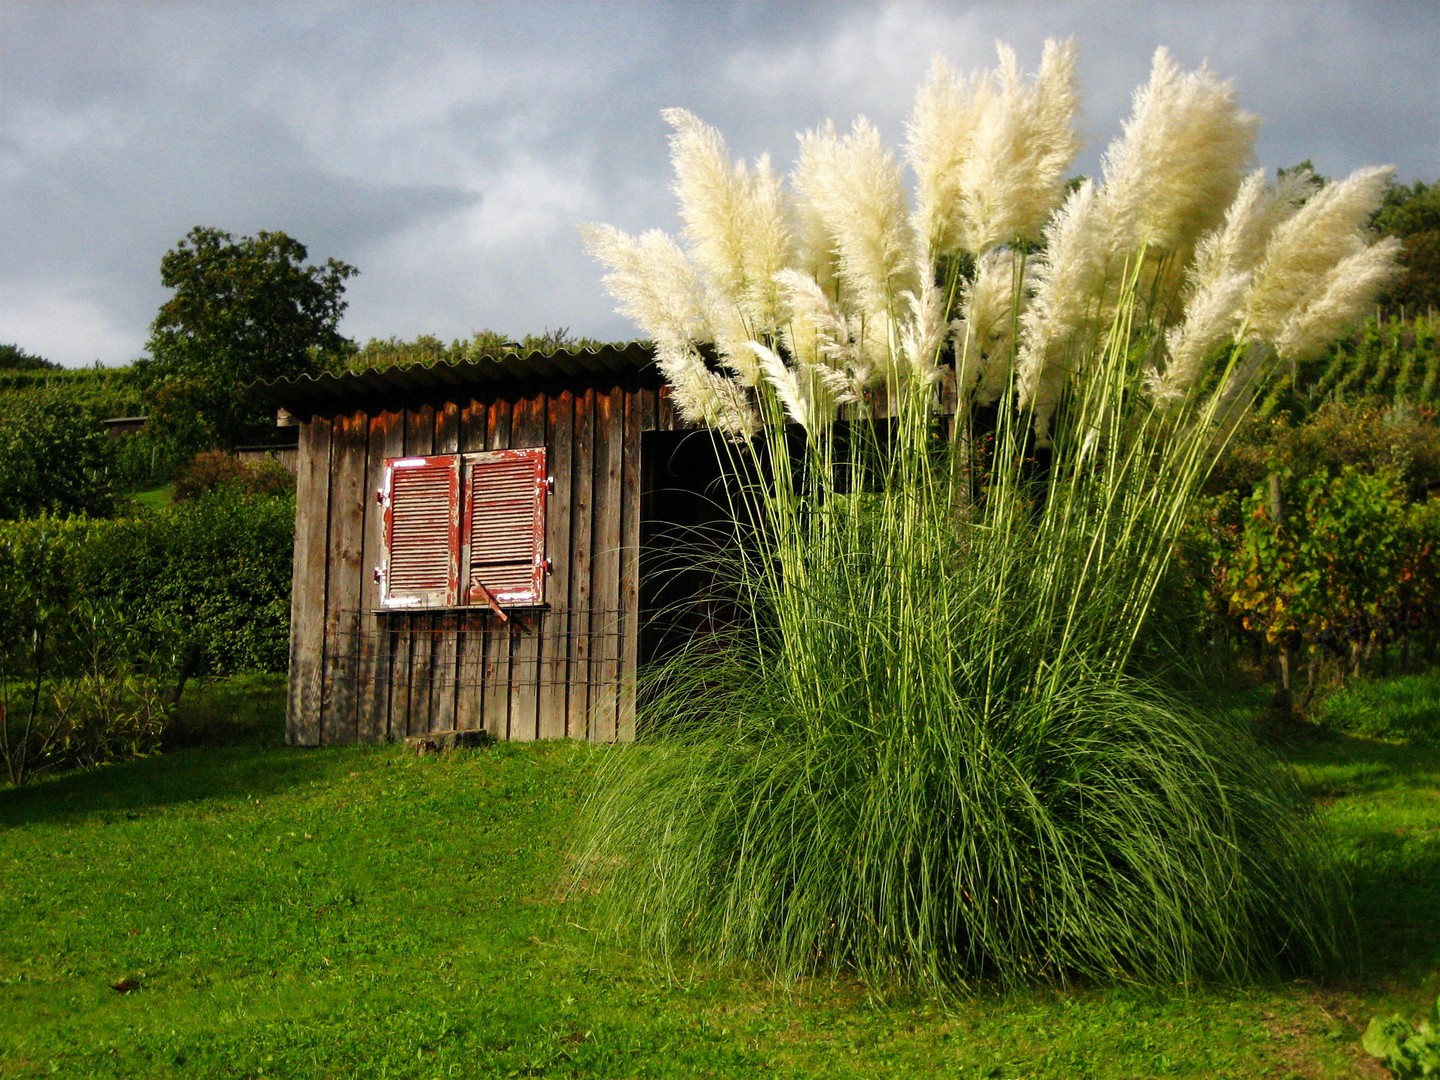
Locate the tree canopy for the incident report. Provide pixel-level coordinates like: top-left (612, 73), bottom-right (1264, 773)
top-left (1373, 180), bottom-right (1440, 312)
top-left (141, 227), bottom-right (357, 452)
top-left (0, 344), bottom-right (59, 371)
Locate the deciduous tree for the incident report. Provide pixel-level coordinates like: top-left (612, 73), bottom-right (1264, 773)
top-left (140, 227), bottom-right (357, 453)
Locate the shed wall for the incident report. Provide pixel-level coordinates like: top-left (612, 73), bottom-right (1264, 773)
top-left (286, 376), bottom-right (677, 745)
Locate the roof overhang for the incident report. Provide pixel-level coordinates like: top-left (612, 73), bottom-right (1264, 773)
top-left (254, 343), bottom-right (660, 417)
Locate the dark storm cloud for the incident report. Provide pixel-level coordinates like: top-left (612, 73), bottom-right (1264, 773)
top-left (1, 1), bottom-right (1435, 366)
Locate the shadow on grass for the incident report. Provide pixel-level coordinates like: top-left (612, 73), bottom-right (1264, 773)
top-left (1345, 840), bottom-right (1440, 988)
top-left (0, 673), bottom-right (355, 827)
top-left (1274, 728), bottom-right (1440, 989)
top-left (1278, 729), bottom-right (1440, 798)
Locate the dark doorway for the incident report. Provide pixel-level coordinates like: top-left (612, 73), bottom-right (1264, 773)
top-left (638, 428), bottom-right (746, 667)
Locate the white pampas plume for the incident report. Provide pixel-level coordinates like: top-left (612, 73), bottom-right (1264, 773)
top-left (670, 359), bottom-right (759, 439)
top-left (1150, 268), bottom-right (1251, 405)
top-left (1099, 48), bottom-right (1258, 259)
top-left (1146, 167), bottom-right (1311, 404)
top-left (665, 108), bottom-right (795, 335)
top-left (775, 268), bottom-right (874, 401)
top-left (1273, 236), bottom-right (1401, 361)
top-left (906, 56), bottom-right (987, 258)
top-left (791, 123), bottom-right (844, 298)
top-left (581, 223), bottom-right (711, 352)
top-left (958, 39), bottom-right (1081, 253)
top-left (898, 270), bottom-right (947, 389)
top-left (1191, 168), bottom-right (1312, 286)
top-left (749, 341), bottom-right (853, 434)
top-left (1244, 165), bottom-right (1394, 345)
top-left (955, 249), bottom-right (1027, 407)
top-left (793, 117), bottom-right (918, 318)
top-left (583, 222), bottom-right (756, 434)
top-left (1017, 180), bottom-right (1108, 440)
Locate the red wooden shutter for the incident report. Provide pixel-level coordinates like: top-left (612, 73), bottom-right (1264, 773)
top-left (463, 448), bottom-right (547, 608)
top-left (382, 455), bottom-right (459, 607)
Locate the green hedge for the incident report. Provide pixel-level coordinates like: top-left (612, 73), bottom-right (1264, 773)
top-left (0, 488), bottom-right (294, 677)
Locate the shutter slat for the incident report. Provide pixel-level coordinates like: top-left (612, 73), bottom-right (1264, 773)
top-left (464, 448), bottom-right (546, 606)
top-left (385, 458), bottom-right (457, 603)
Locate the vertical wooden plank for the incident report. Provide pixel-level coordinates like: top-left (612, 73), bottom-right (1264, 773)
top-left (656, 383), bottom-right (677, 432)
top-left (616, 385), bottom-right (650, 741)
top-left (480, 398), bottom-right (513, 739)
top-left (538, 389), bottom-right (575, 740)
top-left (589, 385), bottom-right (624, 743)
top-left (507, 392), bottom-right (547, 741)
top-left (357, 411), bottom-right (403, 742)
top-left (566, 386), bottom-right (596, 739)
top-left (320, 411), bottom-right (367, 745)
top-left (431, 401), bottom-right (461, 733)
top-left (286, 418), bottom-right (332, 746)
top-left (454, 398), bottom-right (490, 734)
top-left (401, 404), bottom-right (437, 738)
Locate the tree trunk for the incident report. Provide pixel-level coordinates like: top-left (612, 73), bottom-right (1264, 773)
top-left (1268, 473), bottom-right (1293, 717)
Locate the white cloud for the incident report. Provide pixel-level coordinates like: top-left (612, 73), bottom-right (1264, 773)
top-left (0, 277), bottom-right (144, 366)
top-left (0, 1), bottom-right (1434, 366)
top-left (342, 151), bottom-right (608, 343)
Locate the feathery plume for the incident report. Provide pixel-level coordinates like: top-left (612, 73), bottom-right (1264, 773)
top-left (898, 258), bottom-right (948, 387)
top-left (749, 340), bottom-right (854, 434)
top-left (1147, 167), bottom-right (1310, 404)
top-left (1016, 180), bottom-right (1108, 440)
top-left (665, 108), bottom-right (795, 335)
top-left (906, 56), bottom-right (987, 258)
top-left (1150, 268), bottom-right (1251, 404)
top-left (1191, 168), bottom-right (1311, 286)
top-left (582, 223), bottom-right (756, 435)
top-left (776, 268), bottom-right (874, 400)
top-left (581, 224), bottom-right (711, 352)
top-left (791, 123), bottom-right (844, 299)
top-left (955, 248), bottom-right (1027, 407)
top-left (1243, 165), bottom-right (1393, 344)
top-left (957, 40), bottom-right (1081, 253)
top-left (1273, 237), bottom-right (1401, 361)
top-left (793, 118), bottom-right (918, 318)
top-left (1099, 48), bottom-right (1258, 259)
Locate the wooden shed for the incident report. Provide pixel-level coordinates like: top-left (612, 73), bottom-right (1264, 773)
top-left (260, 345), bottom-right (728, 747)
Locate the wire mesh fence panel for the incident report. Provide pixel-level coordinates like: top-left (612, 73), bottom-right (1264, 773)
top-left (331, 608), bottom-right (633, 740)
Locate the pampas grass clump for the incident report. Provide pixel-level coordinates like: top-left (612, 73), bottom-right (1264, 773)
top-left (573, 41), bottom-right (1396, 990)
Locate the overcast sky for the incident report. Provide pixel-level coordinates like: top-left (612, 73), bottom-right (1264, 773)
top-left (2, 1), bottom-right (1437, 368)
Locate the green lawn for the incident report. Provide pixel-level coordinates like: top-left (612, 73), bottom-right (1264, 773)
top-left (1, 675), bottom-right (1435, 1078)
top-left (127, 483), bottom-right (174, 511)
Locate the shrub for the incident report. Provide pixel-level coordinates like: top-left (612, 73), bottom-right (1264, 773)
top-left (0, 528), bottom-right (173, 785)
top-left (1211, 399), bottom-right (1440, 503)
top-left (173, 449), bottom-right (295, 501)
top-left (1197, 468), bottom-right (1440, 696)
top-left (571, 44), bottom-right (1384, 989)
top-left (1364, 994), bottom-right (1440, 1079)
top-left (0, 392), bottom-right (117, 519)
top-left (76, 488), bottom-right (296, 675)
top-left (0, 488), bottom-right (295, 682)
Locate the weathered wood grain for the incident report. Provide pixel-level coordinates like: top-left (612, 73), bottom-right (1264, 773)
top-left (507, 392), bottom-right (546, 741)
top-left (389, 404), bottom-right (436, 738)
top-left (617, 385), bottom-right (650, 741)
top-left (321, 411), bottom-right (367, 745)
top-left (287, 417), bottom-right (332, 745)
top-left (358, 409), bottom-right (403, 742)
top-left (538, 389), bottom-right (574, 739)
top-left (566, 386), bottom-right (596, 739)
top-left (481, 398), bottom-right (513, 740)
top-left (589, 385), bottom-right (624, 742)
top-left (454, 397), bottom-right (491, 734)
top-left (431, 401), bottom-right (462, 733)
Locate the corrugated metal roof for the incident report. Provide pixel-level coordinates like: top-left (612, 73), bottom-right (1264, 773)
top-left (254, 342), bottom-right (659, 411)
